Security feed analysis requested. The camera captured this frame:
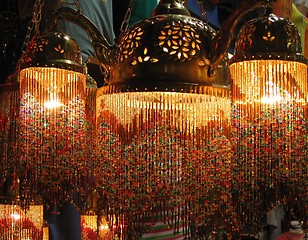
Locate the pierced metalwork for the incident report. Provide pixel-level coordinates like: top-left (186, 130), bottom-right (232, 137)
top-left (52, 0), bottom-right (272, 89)
top-left (116, 26), bottom-right (144, 62)
top-left (262, 31), bottom-right (275, 41)
top-left (21, 32), bottom-right (85, 74)
top-left (115, 19), bottom-right (204, 67)
top-left (32, 36), bottom-right (48, 53)
top-left (232, 14), bottom-right (305, 63)
top-left (158, 22), bottom-right (202, 61)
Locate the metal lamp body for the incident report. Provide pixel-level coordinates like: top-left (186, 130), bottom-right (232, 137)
top-left (109, 14), bottom-right (216, 90)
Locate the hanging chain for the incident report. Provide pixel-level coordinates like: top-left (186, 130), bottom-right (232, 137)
top-left (196, 0), bottom-right (209, 25)
top-left (14, 0), bottom-right (45, 79)
top-left (20, 0), bottom-right (45, 57)
top-left (120, 0), bottom-right (136, 35)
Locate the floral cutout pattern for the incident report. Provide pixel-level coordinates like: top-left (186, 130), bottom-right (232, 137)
top-left (115, 20), bottom-right (204, 66)
top-left (131, 47), bottom-right (159, 66)
top-left (54, 44), bottom-right (65, 54)
top-left (157, 21), bottom-right (202, 61)
top-left (263, 31), bottom-right (275, 42)
top-left (284, 23), bottom-right (300, 49)
top-left (116, 26), bottom-right (144, 62)
top-left (235, 15), bottom-right (302, 54)
top-left (33, 37), bottom-right (48, 53)
top-left (234, 22), bottom-right (256, 52)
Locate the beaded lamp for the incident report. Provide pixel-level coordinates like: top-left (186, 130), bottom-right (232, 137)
top-left (230, 13), bottom-right (308, 235)
top-left (18, 31), bottom-right (87, 207)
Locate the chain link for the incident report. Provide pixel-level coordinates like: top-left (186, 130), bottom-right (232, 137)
top-left (20, 0), bottom-right (45, 56)
top-left (120, 0), bottom-right (136, 35)
top-left (196, 0), bottom-right (209, 25)
top-left (15, 0), bottom-right (45, 76)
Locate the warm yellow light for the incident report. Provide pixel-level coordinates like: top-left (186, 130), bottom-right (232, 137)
top-left (10, 212), bottom-right (21, 221)
top-left (260, 81), bottom-right (292, 104)
top-left (97, 89), bottom-right (231, 134)
top-left (19, 67), bottom-right (86, 108)
top-left (44, 93), bottom-right (63, 109)
top-left (99, 217), bottom-right (111, 238)
top-left (43, 226), bottom-right (49, 240)
top-left (96, 84), bottom-right (234, 238)
top-left (0, 204), bottom-right (44, 239)
top-left (81, 214), bottom-right (98, 230)
top-left (230, 60), bottom-right (307, 103)
top-left (44, 100), bottom-right (63, 109)
top-left (100, 224), bottom-right (109, 231)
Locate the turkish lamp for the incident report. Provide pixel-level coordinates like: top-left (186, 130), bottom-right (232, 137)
top-left (0, 204), bottom-right (44, 239)
top-left (94, 0), bottom-right (271, 238)
top-left (18, 31), bottom-right (87, 206)
top-left (230, 13), bottom-right (308, 234)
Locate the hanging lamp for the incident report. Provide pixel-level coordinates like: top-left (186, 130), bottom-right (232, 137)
top-left (18, 30), bottom-right (88, 207)
top-left (230, 12), bottom-right (308, 235)
top-left (95, 1), bottom-right (233, 238)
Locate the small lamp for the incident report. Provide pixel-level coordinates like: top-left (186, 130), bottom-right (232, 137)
top-left (18, 31), bottom-right (87, 207)
top-left (80, 187), bottom-right (99, 239)
top-left (230, 13), bottom-right (307, 234)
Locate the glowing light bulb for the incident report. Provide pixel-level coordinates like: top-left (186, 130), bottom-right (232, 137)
top-left (99, 224), bottom-right (109, 231)
top-left (44, 100), bottom-right (62, 109)
top-left (10, 212), bottom-right (21, 221)
top-left (260, 81), bottom-right (291, 104)
top-left (44, 93), bottom-right (63, 109)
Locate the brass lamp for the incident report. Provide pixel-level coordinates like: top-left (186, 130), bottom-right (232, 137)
top-left (18, 31), bottom-right (87, 207)
top-left (230, 13), bottom-right (308, 235)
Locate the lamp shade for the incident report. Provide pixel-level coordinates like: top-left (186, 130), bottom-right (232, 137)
top-left (20, 31), bottom-right (85, 73)
top-left (81, 213), bottom-right (99, 240)
top-left (18, 31), bottom-right (87, 207)
top-left (230, 13), bottom-right (308, 235)
top-left (96, 72), bottom-right (234, 240)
